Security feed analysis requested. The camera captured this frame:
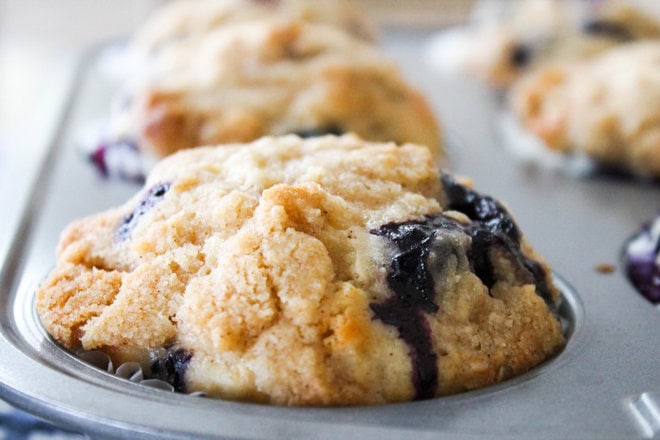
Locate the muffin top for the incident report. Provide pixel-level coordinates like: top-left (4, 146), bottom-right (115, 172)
top-left (108, 19), bottom-right (441, 159)
top-left (511, 41), bottom-right (660, 177)
top-left (460, 0), bottom-right (660, 88)
top-left (129, 0), bottom-right (377, 62)
top-left (37, 135), bottom-right (563, 405)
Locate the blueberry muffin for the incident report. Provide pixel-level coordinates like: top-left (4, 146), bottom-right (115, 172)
top-left (458, 0), bottom-right (660, 88)
top-left (38, 135), bottom-right (564, 405)
top-left (510, 42), bottom-right (660, 178)
top-left (93, 19), bottom-right (441, 179)
top-left (129, 0), bottom-right (377, 63)
top-left (624, 215), bottom-right (660, 304)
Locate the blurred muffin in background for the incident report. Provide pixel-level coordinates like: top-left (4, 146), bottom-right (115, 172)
top-left (511, 41), bottom-right (660, 178)
top-left (129, 0), bottom-right (378, 64)
top-left (99, 20), bottom-right (441, 163)
top-left (89, 1), bottom-right (442, 182)
top-left (428, 0), bottom-right (660, 88)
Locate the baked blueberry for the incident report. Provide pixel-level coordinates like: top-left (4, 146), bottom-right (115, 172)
top-left (441, 174), bottom-right (553, 303)
top-left (116, 182), bottom-right (171, 241)
top-left (624, 216), bottom-right (660, 304)
top-left (87, 139), bottom-right (145, 184)
top-left (151, 346), bottom-right (193, 393)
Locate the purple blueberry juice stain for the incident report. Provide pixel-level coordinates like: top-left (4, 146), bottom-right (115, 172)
top-left (370, 220), bottom-right (443, 400)
top-left (151, 346), bottom-right (193, 393)
top-left (624, 217), bottom-right (660, 304)
top-left (116, 182), bottom-right (171, 241)
top-left (370, 174), bottom-right (556, 399)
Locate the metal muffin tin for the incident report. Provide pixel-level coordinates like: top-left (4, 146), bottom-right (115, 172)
top-left (1, 29), bottom-right (659, 439)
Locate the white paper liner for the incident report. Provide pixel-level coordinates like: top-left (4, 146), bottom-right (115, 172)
top-left (115, 362), bottom-right (144, 383)
top-left (497, 110), bottom-right (601, 177)
top-left (76, 350), bottom-right (113, 373)
top-left (498, 110), bottom-right (660, 181)
top-left (75, 349), bottom-right (205, 397)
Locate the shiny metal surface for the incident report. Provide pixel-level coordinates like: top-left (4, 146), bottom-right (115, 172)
top-left (1, 30), bottom-right (659, 439)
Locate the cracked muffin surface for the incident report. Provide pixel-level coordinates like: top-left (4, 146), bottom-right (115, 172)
top-left (38, 135), bottom-right (564, 405)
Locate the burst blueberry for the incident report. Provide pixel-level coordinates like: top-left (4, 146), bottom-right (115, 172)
top-left (582, 20), bottom-right (633, 41)
top-left (624, 216), bottom-right (660, 304)
top-left (150, 346), bottom-right (193, 393)
top-left (441, 173), bottom-right (552, 302)
top-left (370, 175), bottom-right (557, 398)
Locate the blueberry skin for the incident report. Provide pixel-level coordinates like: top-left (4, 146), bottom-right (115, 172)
top-left (151, 347), bottom-right (193, 393)
top-left (441, 173), bottom-right (553, 303)
top-left (624, 221), bottom-right (660, 304)
top-left (371, 220), bottom-right (444, 400)
top-left (116, 182), bottom-right (171, 241)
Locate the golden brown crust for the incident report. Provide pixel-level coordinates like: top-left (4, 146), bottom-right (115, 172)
top-left (36, 264), bottom-right (124, 348)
